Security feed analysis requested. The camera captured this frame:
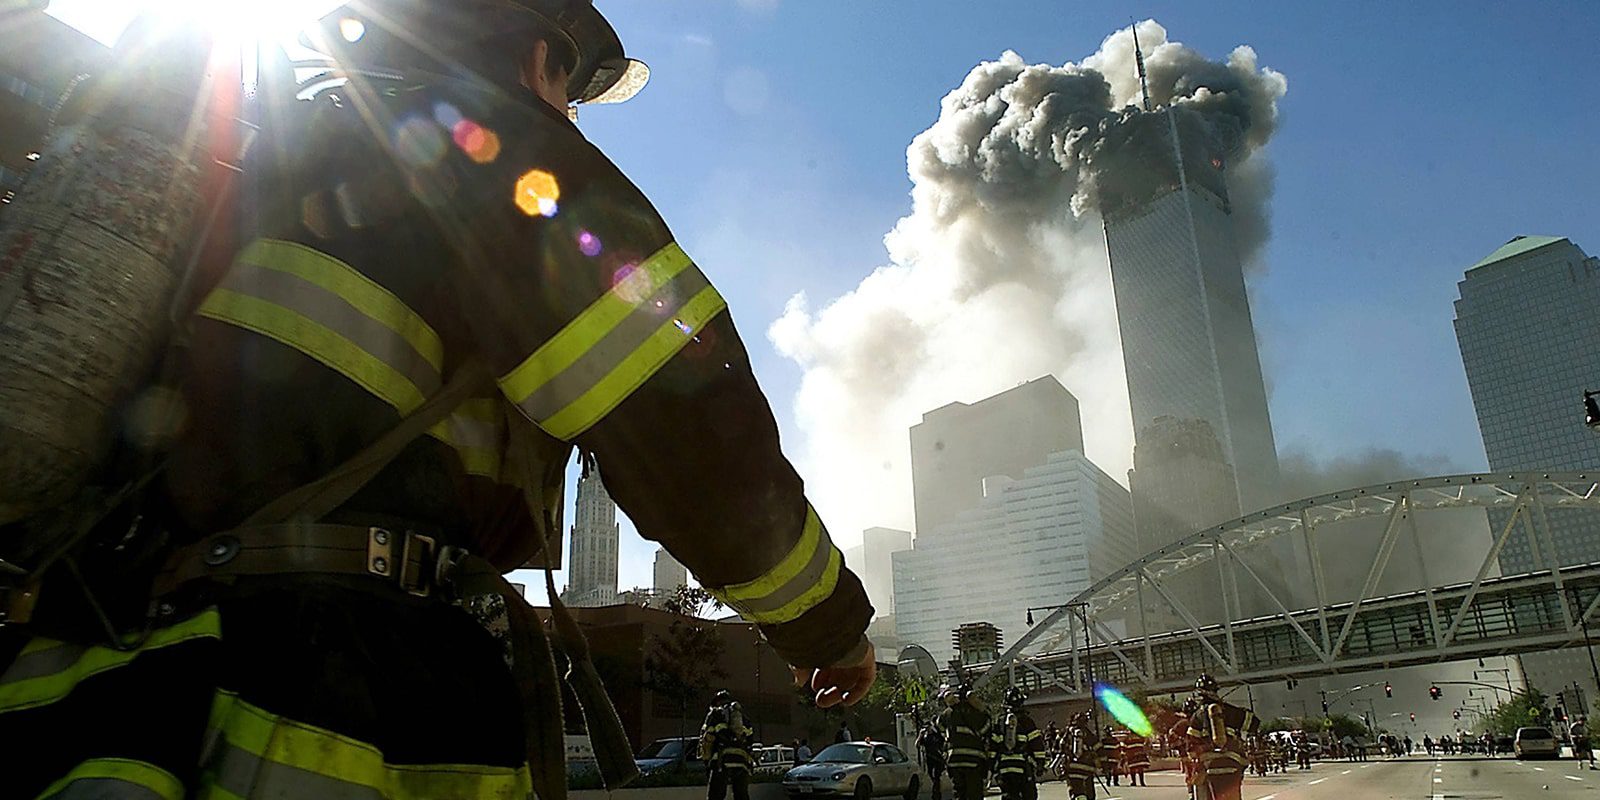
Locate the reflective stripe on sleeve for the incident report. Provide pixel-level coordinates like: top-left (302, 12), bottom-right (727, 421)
top-left (498, 241), bottom-right (727, 440)
top-left (705, 504), bottom-right (842, 625)
top-left (426, 398), bottom-right (504, 480)
top-left (0, 609), bottom-right (221, 713)
top-left (35, 758), bottom-right (184, 800)
top-left (198, 239), bottom-right (444, 414)
top-left (203, 691), bottom-right (531, 799)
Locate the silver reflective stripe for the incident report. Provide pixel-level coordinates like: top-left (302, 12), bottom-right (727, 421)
top-left (41, 777), bottom-right (170, 800)
top-left (215, 261), bottom-right (442, 401)
top-left (209, 741), bottom-right (383, 800)
top-left (723, 532), bottom-right (837, 619)
top-left (514, 263), bottom-right (713, 422)
top-left (0, 642), bottom-right (86, 685)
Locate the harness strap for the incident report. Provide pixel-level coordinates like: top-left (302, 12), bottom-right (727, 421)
top-left (150, 524), bottom-right (447, 600)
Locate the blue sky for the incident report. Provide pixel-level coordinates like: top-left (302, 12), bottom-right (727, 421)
top-left (47, 1), bottom-right (1600, 596)
top-left (570, 0), bottom-right (1600, 593)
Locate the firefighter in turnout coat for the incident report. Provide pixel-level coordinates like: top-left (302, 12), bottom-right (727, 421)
top-left (990, 687), bottom-right (1046, 800)
top-left (1185, 675), bottom-right (1260, 800)
top-left (939, 683), bottom-right (992, 800)
top-left (0, 2), bottom-right (877, 797)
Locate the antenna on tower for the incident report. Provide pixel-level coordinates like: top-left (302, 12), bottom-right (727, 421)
top-left (1131, 19), bottom-right (1153, 112)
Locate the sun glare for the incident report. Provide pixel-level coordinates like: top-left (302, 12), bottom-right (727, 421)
top-left (46, 0), bottom-right (346, 47)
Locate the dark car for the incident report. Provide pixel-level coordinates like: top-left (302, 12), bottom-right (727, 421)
top-left (635, 737), bottom-right (709, 777)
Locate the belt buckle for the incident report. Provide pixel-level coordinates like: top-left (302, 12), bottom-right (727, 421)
top-left (398, 531), bottom-right (437, 598)
top-left (367, 527), bottom-right (436, 597)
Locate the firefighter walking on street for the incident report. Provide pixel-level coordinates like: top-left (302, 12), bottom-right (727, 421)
top-left (918, 717), bottom-right (950, 800)
top-left (0, 2), bottom-right (878, 797)
top-left (1063, 712), bottom-right (1100, 800)
top-left (704, 690), bottom-right (754, 800)
top-left (1122, 732), bottom-right (1150, 787)
top-left (939, 682), bottom-right (992, 800)
top-left (1185, 675), bottom-right (1259, 800)
top-left (990, 687), bottom-right (1046, 800)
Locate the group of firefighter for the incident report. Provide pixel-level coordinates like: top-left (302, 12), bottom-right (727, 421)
top-left (916, 674), bottom-right (1262, 800)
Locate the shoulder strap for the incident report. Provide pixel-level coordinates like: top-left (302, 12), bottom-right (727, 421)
top-left (241, 359), bottom-right (491, 525)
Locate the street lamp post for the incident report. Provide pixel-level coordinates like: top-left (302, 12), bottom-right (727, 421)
top-left (1026, 602), bottom-right (1098, 729)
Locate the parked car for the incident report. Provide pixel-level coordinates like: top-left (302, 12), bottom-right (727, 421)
top-left (635, 737), bottom-right (709, 777)
top-left (755, 745), bottom-right (799, 775)
top-left (783, 742), bottom-right (922, 800)
top-left (1514, 727), bottom-right (1561, 759)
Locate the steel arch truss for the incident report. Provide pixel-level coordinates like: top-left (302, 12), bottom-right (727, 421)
top-left (979, 472), bottom-right (1600, 697)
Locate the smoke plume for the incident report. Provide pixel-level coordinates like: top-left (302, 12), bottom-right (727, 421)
top-left (769, 21), bottom-right (1288, 541)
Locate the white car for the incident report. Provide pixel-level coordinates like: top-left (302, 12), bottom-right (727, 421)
top-left (783, 742), bottom-right (923, 800)
top-left (755, 745), bottom-right (799, 775)
top-left (1514, 727), bottom-right (1561, 759)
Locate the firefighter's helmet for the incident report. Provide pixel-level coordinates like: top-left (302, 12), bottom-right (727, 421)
top-left (314, 0), bottom-right (648, 105)
top-left (1004, 686), bottom-right (1026, 708)
top-left (1195, 673), bottom-right (1220, 699)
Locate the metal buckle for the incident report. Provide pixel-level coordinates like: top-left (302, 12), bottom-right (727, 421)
top-left (398, 531), bottom-right (437, 598)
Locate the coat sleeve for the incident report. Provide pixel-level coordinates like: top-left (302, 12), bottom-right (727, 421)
top-left (451, 101), bottom-right (872, 668)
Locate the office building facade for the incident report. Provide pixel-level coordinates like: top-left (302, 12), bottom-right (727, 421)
top-left (893, 449), bottom-right (1138, 665)
top-left (1100, 110), bottom-right (1281, 516)
top-left (1454, 235), bottom-right (1600, 698)
top-left (652, 547), bottom-right (688, 599)
top-left (843, 526), bottom-right (914, 618)
top-left (910, 376), bottom-right (1084, 535)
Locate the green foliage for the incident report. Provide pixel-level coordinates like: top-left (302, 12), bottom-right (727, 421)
top-left (643, 588), bottom-right (729, 722)
top-left (860, 670), bottom-right (942, 724)
top-left (662, 585), bottom-right (725, 618)
top-left (1475, 688), bottom-right (1550, 736)
top-left (1325, 713), bottom-right (1369, 740)
top-left (1260, 717), bottom-right (1296, 734)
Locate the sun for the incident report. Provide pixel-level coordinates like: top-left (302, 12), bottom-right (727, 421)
top-left (45, 0), bottom-right (347, 48)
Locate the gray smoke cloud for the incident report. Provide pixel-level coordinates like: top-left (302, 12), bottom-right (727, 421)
top-left (770, 21), bottom-right (1288, 542)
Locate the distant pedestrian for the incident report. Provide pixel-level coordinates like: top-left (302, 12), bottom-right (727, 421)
top-left (795, 739), bottom-right (812, 766)
top-left (836, 721), bottom-right (853, 744)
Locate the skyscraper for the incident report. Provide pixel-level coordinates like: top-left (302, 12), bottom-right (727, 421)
top-left (910, 376), bottom-right (1084, 534)
top-left (1454, 235), bottom-right (1600, 698)
top-left (652, 547), bottom-right (687, 599)
top-left (1100, 110), bottom-right (1281, 517)
top-left (843, 527), bottom-right (913, 619)
top-left (893, 450), bottom-right (1137, 665)
top-left (0, 7), bottom-right (106, 213)
top-left (564, 463), bottom-right (619, 607)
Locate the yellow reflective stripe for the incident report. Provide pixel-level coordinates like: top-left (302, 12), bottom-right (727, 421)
top-left (500, 241), bottom-right (694, 402)
top-left (949, 748), bottom-right (989, 760)
top-left (237, 239), bottom-right (443, 373)
top-left (0, 609), bottom-right (221, 713)
top-left (533, 284), bottom-right (726, 440)
top-left (706, 505), bottom-right (843, 624)
top-left (206, 691), bottom-right (531, 799)
top-left (199, 290), bottom-right (430, 414)
top-left (36, 758), bottom-right (184, 800)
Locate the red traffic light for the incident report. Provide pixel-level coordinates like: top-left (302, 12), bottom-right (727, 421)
top-left (1384, 682), bottom-right (1393, 698)
top-left (1410, 712), bottom-right (1416, 722)
top-left (1429, 685), bottom-right (1442, 700)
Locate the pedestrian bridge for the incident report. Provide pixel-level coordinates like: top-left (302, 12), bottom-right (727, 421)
top-left (975, 472), bottom-right (1600, 699)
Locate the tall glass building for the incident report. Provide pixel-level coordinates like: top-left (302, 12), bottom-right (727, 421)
top-left (1454, 235), bottom-right (1600, 701)
top-left (1100, 110), bottom-right (1281, 520)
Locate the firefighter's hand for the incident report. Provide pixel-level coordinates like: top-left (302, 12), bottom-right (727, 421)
top-left (793, 639), bottom-right (876, 708)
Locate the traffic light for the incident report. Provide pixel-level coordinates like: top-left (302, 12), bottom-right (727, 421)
top-left (1385, 682), bottom-right (1393, 698)
top-left (1429, 685), bottom-right (1442, 701)
top-left (1410, 712), bottom-right (1416, 722)
top-left (1321, 700), bottom-right (1330, 714)
top-left (1453, 709), bottom-right (1461, 720)
top-left (1557, 707), bottom-right (1569, 723)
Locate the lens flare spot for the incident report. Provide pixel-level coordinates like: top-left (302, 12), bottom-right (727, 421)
top-left (433, 102), bottom-right (464, 130)
top-left (1094, 683), bottom-right (1153, 737)
top-left (338, 17), bottom-right (366, 42)
top-left (673, 319), bottom-right (693, 335)
top-left (577, 230), bottom-right (602, 257)
top-left (393, 116), bottom-right (447, 168)
top-left (452, 119), bottom-right (501, 164)
top-left (515, 169), bottom-right (561, 217)
top-left (612, 263), bottom-right (656, 304)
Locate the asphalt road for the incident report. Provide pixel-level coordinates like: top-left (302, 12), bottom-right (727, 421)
top-left (1022, 755), bottom-right (1600, 799)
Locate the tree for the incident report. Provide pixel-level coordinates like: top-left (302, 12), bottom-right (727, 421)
top-left (1476, 688), bottom-right (1550, 736)
top-left (861, 669), bottom-right (941, 726)
top-left (643, 586), bottom-right (729, 744)
top-left (1326, 713), bottom-right (1369, 740)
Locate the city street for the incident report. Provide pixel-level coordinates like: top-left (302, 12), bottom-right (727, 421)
top-left (1027, 757), bottom-right (1600, 799)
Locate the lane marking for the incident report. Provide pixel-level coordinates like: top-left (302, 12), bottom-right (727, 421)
top-left (1253, 795), bottom-right (1276, 800)
top-left (1534, 766), bottom-right (1545, 771)
top-left (1567, 775), bottom-right (1584, 782)
top-left (1433, 777), bottom-right (1443, 783)
top-left (1360, 764), bottom-right (1370, 768)
top-left (1308, 778), bottom-right (1326, 785)
top-left (1341, 769), bottom-right (1352, 775)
